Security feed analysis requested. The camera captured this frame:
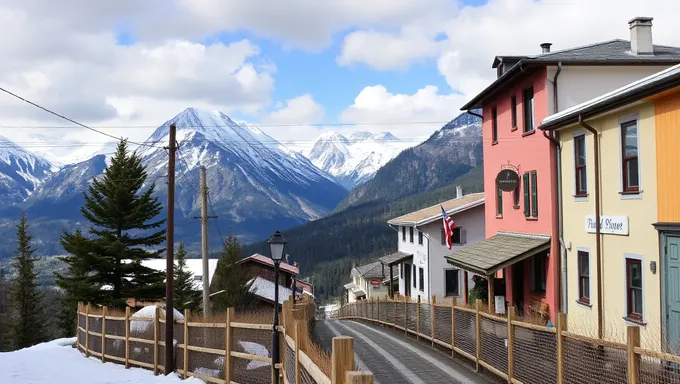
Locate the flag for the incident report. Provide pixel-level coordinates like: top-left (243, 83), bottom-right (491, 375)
top-left (441, 205), bottom-right (456, 250)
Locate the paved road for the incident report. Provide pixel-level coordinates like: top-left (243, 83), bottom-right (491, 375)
top-left (314, 320), bottom-right (498, 384)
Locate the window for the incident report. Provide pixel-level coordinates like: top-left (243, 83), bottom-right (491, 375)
top-left (574, 134), bottom-right (587, 196)
top-left (419, 267), bottom-right (424, 292)
top-left (193, 275), bottom-right (202, 282)
top-left (409, 227), bottom-right (414, 243)
top-left (530, 253), bottom-right (546, 295)
top-left (577, 251), bottom-right (590, 304)
top-left (523, 87), bottom-right (535, 133)
top-left (531, 171), bottom-right (538, 218)
top-left (491, 107), bottom-right (498, 143)
top-left (445, 270), bottom-right (459, 296)
top-left (523, 173), bottom-right (530, 217)
top-left (452, 227), bottom-right (462, 244)
top-left (418, 230), bottom-right (423, 245)
top-left (496, 183), bottom-right (503, 217)
top-left (402, 226), bottom-right (406, 241)
top-left (626, 258), bottom-right (643, 321)
top-left (511, 96), bottom-right (517, 129)
top-left (621, 120), bottom-right (639, 193)
top-left (513, 186), bottom-right (520, 207)
top-left (413, 266), bottom-right (416, 289)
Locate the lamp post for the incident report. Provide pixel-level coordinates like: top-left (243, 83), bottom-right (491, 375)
top-left (268, 230), bottom-right (287, 384)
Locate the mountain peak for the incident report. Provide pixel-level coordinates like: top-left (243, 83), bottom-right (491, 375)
top-left (318, 131), bottom-right (350, 144)
top-left (372, 132), bottom-right (398, 141)
top-left (348, 131), bottom-right (374, 141)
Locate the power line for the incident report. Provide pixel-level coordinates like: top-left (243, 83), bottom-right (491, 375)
top-left (0, 85), bottom-right (161, 149)
top-left (0, 120), bottom-right (459, 129)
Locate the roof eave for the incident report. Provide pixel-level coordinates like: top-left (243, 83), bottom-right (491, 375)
top-left (414, 198), bottom-right (485, 226)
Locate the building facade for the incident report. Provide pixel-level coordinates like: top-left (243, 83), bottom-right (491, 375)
top-left (380, 188), bottom-right (484, 303)
top-left (452, 17), bottom-right (680, 322)
top-left (344, 261), bottom-right (393, 303)
top-left (540, 64), bottom-right (680, 352)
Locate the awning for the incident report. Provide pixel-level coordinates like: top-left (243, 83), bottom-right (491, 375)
top-left (343, 282), bottom-right (366, 298)
top-left (379, 251), bottom-right (413, 266)
top-left (444, 232), bottom-right (551, 276)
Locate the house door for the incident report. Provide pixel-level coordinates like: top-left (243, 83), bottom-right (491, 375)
top-left (663, 234), bottom-right (680, 354)
top-left (512, 263), bottom-right (525, 316)
top-left (404, 264), bottom-right (412, 297)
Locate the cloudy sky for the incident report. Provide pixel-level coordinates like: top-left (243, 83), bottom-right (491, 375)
top-left (1, 0), bottom-right (678, 163)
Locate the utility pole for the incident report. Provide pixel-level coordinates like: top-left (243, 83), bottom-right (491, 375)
top-left (164, 123), bottom-right (177, 374)
top-left (198, 166), bottom-right (217, 317)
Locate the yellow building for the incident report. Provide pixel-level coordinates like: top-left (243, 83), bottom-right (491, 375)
top-left (540, 64), bottom-right (680, 353)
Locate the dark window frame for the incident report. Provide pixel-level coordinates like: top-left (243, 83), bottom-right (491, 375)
top-left (511, 96), bottom-right (518, 130)
top-left (496, 183), bottom-right (503, 217)
top-left (419, 267), bottom-right (425, 292)
top-left (577, 251), bottom-right (590, 304)
top-left (523, 87), bottom-right (535, 133)
top-left (626, 258), bottom-right (643, 321)
top-left (530, 171), bottom-right (538, 218)
top-left (413, 266), bottom-right (416, 289)
top-left (574, 134), bottom-right (588, 196)
top-left (409, 227), bottom-right (414, 243)
top-left (530, 253), bottom-right (547, 295)
top-left (451, 227), bottom-right (462, 244)
top-left (402, 226), bottom-right (406, 241)
top-left (513, 185), bottom-right (520, 208)
top-left (621, 120), bottom-right (640, 193)
top-left (523, 173), bottom-right (530, 217)
top-left (445, 269), bottom-right (459, 297)
top-left (418, 230), bottom-right (423, 245)
top-left (491, 107), bottom-right (498, 144)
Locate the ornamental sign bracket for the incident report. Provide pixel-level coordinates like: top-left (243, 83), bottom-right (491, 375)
top-left (496, 163), bottom-right (520, 192)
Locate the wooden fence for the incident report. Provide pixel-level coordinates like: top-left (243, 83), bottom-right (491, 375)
top-left (76, 300), bottom-right (375, 384)
top-left (335, 296), bottom-right (680, 384)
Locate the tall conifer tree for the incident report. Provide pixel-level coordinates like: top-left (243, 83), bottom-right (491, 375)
top-left (0, 267), bottom-right (12, 351)
top-left (211, 236), bottom-right (252, 312)
top-left (174, 242), bottom-right (201, 311)
top-left (57, 140), bottom-right (166, 309)
top-left (11, 213), bottom-right (47, 349)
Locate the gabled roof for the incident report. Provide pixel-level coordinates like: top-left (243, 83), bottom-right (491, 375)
top-left (239, 253), bottom-right (299, 275)
top-left (351, 261), bottom-right (384, 279)
top-left (388, 192), bottom-right (485, 226)
top-left (540, 63), bottom-right (680, 130)
top-left (248, 276), bottom-right (293, 304)
top-left (461, 39), bottom-right (680, 110)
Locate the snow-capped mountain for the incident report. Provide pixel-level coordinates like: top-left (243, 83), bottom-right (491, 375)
top-left (0, 136), bottom-right (54, 205)
top-left (306, 130), bottom-right (411, 190)
top-left (0, 107), bottom-right (348, 257)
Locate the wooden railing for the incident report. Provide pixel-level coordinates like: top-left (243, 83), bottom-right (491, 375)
top-left (335, 296), bottom-right (680, 384)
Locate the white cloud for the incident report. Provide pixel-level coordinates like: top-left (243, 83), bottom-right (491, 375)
top-left (337, 30), bottom-right (443, 70)
top-left (263, 95), bottom-right (324, 125)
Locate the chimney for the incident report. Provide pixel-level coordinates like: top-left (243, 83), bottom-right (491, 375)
top-left (456, 185), bottom-right (463, 199)
top-left (540, 43), bottom-right (552, 53)
top-left (629, 17), bottom-right (654, 55)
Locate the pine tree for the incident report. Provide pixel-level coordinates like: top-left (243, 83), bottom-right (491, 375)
top-left (56, 140), bottom-right (166, 309)
top-left (11, 213), bottom-right (47, 349)
top-left (0, 267), bottom-right (12, 351)
top-left (211, 236), bottom-right (252, 312)
top-left (174, 242), bottom-right (201, 312)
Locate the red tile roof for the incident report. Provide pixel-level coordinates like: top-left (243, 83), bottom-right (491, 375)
top-left (239, 253), bottom-right (299, 275)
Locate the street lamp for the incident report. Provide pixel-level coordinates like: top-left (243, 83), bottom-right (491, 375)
top-left (268, 230), bottom-right (287, 384)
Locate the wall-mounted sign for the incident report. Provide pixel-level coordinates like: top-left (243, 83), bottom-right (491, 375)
top-left (496, 169), bottom-right (520, 192)
top-left (416, 250), bottom-right (427, 265)
top-left (370, 279), bottom-right (381, 287)
top-left (585, 215), bottom-right (629, 236)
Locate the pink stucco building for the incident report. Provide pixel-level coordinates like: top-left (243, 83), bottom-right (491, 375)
top-left (446, 17), bottom-right (680, 323)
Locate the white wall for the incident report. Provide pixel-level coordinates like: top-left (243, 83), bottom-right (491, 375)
top-left (546, 65), bottom-right (674, 114)
top-left (397, 204), bottom-right (486, 303)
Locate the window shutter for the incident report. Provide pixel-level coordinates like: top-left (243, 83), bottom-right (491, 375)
top-left (531, 171), bottom-right (538, 217)
top-left (440, 228), bottom-right (445, 245)
top-left (461, 228), bottom-right (467, 244)
top-left (523, 173), bottom-right (530, 217)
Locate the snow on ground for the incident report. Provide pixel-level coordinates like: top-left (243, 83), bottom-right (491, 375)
top-left (0, 338), bottom-right (205, 384)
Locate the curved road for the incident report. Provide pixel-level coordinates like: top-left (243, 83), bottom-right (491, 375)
top-left (314, 320), bottom-right (498, 384)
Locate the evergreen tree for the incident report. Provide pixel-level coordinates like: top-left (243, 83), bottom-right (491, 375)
top-left (174, 242), bottom-right (201, 312)
top-left (56, 140), bottom-right (166, 309)
top-left (211, 236), bottom-right (252, 312)
top-left (11, 213), bottom-right (47, 349)
top-left (0, 267), bottom-right (12, 351)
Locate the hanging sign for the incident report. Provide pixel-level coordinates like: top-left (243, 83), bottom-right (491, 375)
top-left (585, 215), bottom-right (629, 235)
top-left (370, 279), bottom-right (381, 287)
top-left (496, 169), bottom-right (520, 192)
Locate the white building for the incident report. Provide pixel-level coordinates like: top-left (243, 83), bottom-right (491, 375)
top-left (380, 187), bottom-right (485, 303)
top-left (344, 261), bottom-right (396, 304)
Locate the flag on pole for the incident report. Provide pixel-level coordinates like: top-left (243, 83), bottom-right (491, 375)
top-left (441, 206), bottom-right (456, 250)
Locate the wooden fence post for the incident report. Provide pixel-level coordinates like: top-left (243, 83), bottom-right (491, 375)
top-left (431, 296), bottom-right (436, 347)
top-left (331, 336), bottom-right (354, 384)
top-left (404, 295), bottom-right (408, 336)
top-left (346, 372), bottom-right (374, 384)
top-left (416, 295), bottom-right (421, 341)
top-left (377, 296), bottom-right (380, 323)
top-left (101, 306), bottom-right (107, 363)
top-left (295, 318), bottom-right (303, 384)
top-left (125, 307), bottom-right (130, 369)
top-left (451, 297), bottom-right (456, 358)
top-left (556, 312), bottom-right (567, 384)
top-left (627, 326), bottom-right (641, 384)
top-left (393, 296), bottom-right (397, 330)
top-left (183, 309), bottom-right (190, 379)
top-left (475, 299), bottom-right (482, 373)
top-left (85, 304), bottom-right (90, 357)
top-left (153, 306), bottom-right (159, 375)
top-left (507, 306), bottom-right (515, 382)
top-left (224, 308), bottom-right (233, 383)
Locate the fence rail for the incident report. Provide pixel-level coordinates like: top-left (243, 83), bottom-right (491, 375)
top-left (76, 300), bottom-right (374, 384)
top-left (335, 296), bottom-right (680, 384)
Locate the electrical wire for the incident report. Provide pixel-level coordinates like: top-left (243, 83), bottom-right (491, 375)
top-left (0, 120), bottom-right (461, 129)
top-left (0, 85), bottom-right (161, 149)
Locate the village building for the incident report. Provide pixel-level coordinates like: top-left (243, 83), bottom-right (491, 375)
top-left (344, 261), bottom-right (395, 304)
top-left (380, 187), bottom-right (484, 303)
top-left (238, 253), bottom-right (313, 306)
top-left (539, 63), bottom-right (680, 352)
top-left (452, 17), bottom-right (680, 322)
